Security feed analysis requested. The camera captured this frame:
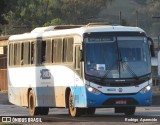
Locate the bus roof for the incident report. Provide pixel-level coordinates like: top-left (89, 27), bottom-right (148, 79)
top-left (9, 24), bottom-right (145, 42)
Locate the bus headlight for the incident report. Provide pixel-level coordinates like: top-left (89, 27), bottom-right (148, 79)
top-left (86, 85), bottom-right (100, 95)
top-left (140, 84), bottom-right (152, 94)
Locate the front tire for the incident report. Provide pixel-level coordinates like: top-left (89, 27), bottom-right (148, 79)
top-left (83, 108), bottom-right (96, 115)
top-left (115, 106), bottom-right (136, 115)
top-left (124, 106), bottom-right (136, 115)
top-left (68, 91), bottom-right (81, 117)
top-left (88, 108), bottom-right (96, 115)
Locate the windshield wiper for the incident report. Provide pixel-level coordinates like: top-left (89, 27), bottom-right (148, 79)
top-left (117, 42), bottom-right (139, 80)
top-left (118, 50), bottom-right (139, 80)
top-left (100, 36), bottom-right (139, 82)
top-left (121, 61), bottom-right (139, 80)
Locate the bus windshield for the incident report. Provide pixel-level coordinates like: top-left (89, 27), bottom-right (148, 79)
top-left (84, 33), bottom-right (151, 79)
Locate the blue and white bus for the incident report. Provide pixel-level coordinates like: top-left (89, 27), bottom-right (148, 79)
top-left (8, 24), bottom-right (153, 117)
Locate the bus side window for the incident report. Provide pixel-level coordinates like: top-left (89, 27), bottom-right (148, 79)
top-left (14, 43), bottom-right (17, 65)
top-left (67, 38), bottom-right (73, 62)
top-left (53, 39), bottom-right (63, 63)
top-left (14, 43), bottom-right (21, 66)
top-left (75, 45), bottom-right (80, 69)
top-left (46, 39), bottom-right (52, 63)
top-left (16, 43), bottom-right (21, 66)
top-left (9, 44), bottom-right (13, 66)
top-left (63, 38), bottom-right (67, 62)
top-left (63, 38), bottom-right (73, 62)
top-left (23, 42), bottom-right (30, 65)
top-left (9, 44), bottom-right (11, 66)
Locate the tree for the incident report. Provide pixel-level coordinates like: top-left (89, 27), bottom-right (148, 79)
top-left (0, 0), bottom-right (17, 33)
top-left (0, 0), bottom-right (8, 25)
top-left (137, 0), bottom-right (160, 36)
top-left (55, 0), bottom-right (113, 24)
top-left (2, 0), bottom-right (114, 34)
top-left (0, 0), bottom-right (18, 34)
top-left (44, 18), bottom-right (63, 26)
top-left (1, 0), bottom-right (57, 34)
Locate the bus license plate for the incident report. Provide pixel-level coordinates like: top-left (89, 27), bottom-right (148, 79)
top-left (115, 100), bottom-right (127, 104)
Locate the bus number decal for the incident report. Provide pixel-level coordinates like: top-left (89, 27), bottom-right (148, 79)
top-left (40, 69), bottom-right (51, 79)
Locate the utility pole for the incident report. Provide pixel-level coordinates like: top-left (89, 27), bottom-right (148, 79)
top-left (119, 11), bottom-right (122, 25)
top-left (136, 10), bottom-right (138, 27)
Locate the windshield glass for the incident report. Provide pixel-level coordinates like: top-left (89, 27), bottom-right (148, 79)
top-left (84, 33), bottom-right (151, 79)
top-left (118, 36), bottom-right (151, 78)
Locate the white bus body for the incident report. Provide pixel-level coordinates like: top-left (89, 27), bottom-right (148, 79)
top-left (8, 24), bottom-right (152, 116)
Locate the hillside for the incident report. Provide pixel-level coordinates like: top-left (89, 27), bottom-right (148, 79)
top-left (99, 0), bottom-right (145, 26)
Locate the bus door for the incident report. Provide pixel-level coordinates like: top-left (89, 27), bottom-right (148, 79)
top-left (73, 45), bottom-right (85, 107)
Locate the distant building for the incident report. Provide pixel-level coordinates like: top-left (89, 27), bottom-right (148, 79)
top-left (0, 35), bottom-right (9, 91)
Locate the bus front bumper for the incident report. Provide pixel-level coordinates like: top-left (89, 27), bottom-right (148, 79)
top-left (86, 89), bottom-right (152, 107)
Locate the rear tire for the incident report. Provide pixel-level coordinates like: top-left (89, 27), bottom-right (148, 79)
top-left (28, 90), bottom-right (39, 116)
top-left (68, 91), bottom-right (81, 117)
top-left (39, 107), bottom-right (49, 115)
top-left (115, 106), bottom-right (135, 115)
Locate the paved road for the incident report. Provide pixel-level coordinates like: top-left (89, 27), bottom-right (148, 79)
top-left (0, 92), bottom-right (160, 124)
top-left (0, 105), bottom-right (160, 125)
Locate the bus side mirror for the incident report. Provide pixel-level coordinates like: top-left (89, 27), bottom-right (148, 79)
top-left (148, 37), bottom-right (155, 57)
top-left (80, 50), bottom-right (84, 61)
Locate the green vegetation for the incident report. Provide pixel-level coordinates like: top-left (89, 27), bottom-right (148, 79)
top-left (137, 0), bottom-right (160, 36)
top-left (0, 0), bottom-right (113, 35)
top-left (0, 0), bottom-right (160, 36)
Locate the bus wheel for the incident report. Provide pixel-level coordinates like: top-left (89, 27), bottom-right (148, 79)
top-left (28, 90), bottom-right (39, 116)
top-left (86, 108), bottom-right (96, 115)
top-left (124, 106), bottom-right (136, 115)
top-left (68, 91), bottom-right (81, 117)
top-left (39, 107), bottom-right (49, 115)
